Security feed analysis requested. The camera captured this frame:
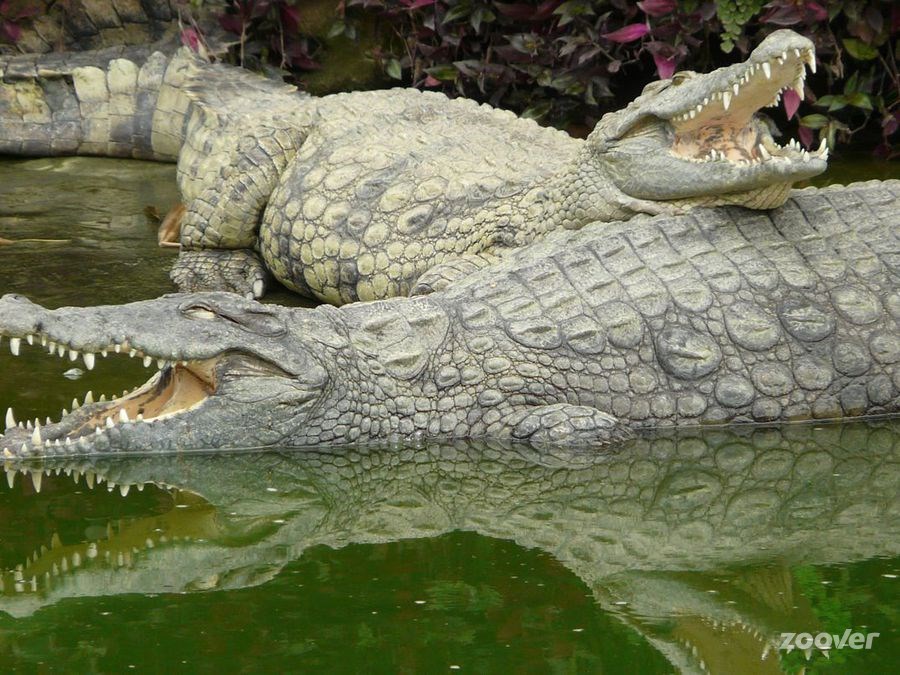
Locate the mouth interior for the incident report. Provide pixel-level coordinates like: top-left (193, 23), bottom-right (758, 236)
top-left (665, 45), bottom-right (826, 166)
top-left (2, 330), bottom-right (222, 453)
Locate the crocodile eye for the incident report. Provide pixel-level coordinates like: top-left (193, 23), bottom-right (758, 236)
top-left (184, 307), bottom-right (217, 321)
top-left (671, 71), bottom-right (693, 85)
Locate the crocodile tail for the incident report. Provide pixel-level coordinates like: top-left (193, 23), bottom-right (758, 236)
top-left (0, 45), bottom-right (206, 161)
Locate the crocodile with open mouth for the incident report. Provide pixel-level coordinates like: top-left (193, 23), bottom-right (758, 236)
top-left (0, 180), bottom-right (896, 456)
top-left (1, 421), bottom-right (897, 673)
top-left (1, 30), bottom-right (827, 303)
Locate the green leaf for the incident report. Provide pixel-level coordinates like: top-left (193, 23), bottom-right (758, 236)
top-left (424, 64), bottom-right (458, 81)
top-left (799, 114), bottom-right (829, 130)
top-left (842, 38), bottom-right (878, 61)
top-left (385, 58), bottom-right (402, 80)
top-left (816, 95), bottom-right (848, 112)
top-left (522, 100), bottom-right (552, 120)
top-left (442, 2), bottom-right (472, 24)
top-left (847, 92), bottom-right (873, 110)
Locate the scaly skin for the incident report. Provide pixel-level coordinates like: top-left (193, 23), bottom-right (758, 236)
top-left (0, 181), bottom-right (896, 456)
top-left (1, 422), bottom-right (898, 674)
top-left (1, 30), bottom-right (828, 303)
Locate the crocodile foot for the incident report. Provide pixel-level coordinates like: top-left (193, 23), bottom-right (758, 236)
top-left (410, 252), bottom-right (501, 296)
top-left (170, 249), bottom-right (268, 299)
top-left (508, 404), bottom-right (633, 449)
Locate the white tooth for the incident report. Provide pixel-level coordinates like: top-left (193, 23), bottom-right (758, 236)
top-left (68, 349), bottom-right (78, 361)
top-left (794, 48), bottom-right (800, 58)
top-left (45, 416), bottom-right (51, 426)
top-left (85, 472), bottom-right (95, 489)
top-left (84, 391), bottom-right (94, 405)
top-left (817, 138), bottom-right (827, 153)
top-left (57, 344), bottom-right (65, 357)
top-left (114, 344), bottom-right (121, 354)
top-left (696, 104), bottom-right (703, 113)
top-left (777, 56), bottom-right (785, 65)
top-left (723, 91), bottom-right (731, 110)
top-left (119, 409), bottom-right (129, 423)
top-left (733, 82), bottom-right (739, 95)
top-left (136, 414), bottom-right (144, 422)
top-left (40, 335), bottom-right (47, 347)
top-left (47, 341), bottom-right (56, 354)
top-left (762, 62), bottom-right (771, 79)
top-left (31, 471), bottom-right (42, 493)
top-left (702, 97), bottom-right (709, 105)
top-left (31, 423), bottom-right (41, 445)
top-left (129, 349), bottom-right (137, 358)
top-left (759, 144), bottom-right (771, 160)
top-left (157, 359), bottom-right (166, 369)
top-left (26, 420), bottom-right (32, 429)
top-left (100, 348), bottom-right (108, 357)
top-left (5, 408), bottom-right (14, 430)
top-left (782, 50), bottom-right (788, 61)
top-left (120, 484), bottom-right (130, 497)
top-left (6, 469), bottom-right (14, 488)
top-left (99, 394), bottom-right (106, 402)
top-left (9, 337), bottom-right (20, 355)
top-left (25, 334), bottom-right (33, 345)
top-left (802, 150), bottom-right (810, 162)
top-left (689, 110), bottom-right (696, 119)
top-left (83, 353), bottom-right (95, 370)
top-left (143, 355), bottom-right (152, 368)
top-left (252, 279), bottom-right (264, 298)
top-left (72, 397), bottom-right (81, 409)
top-left (806, 51), bottom-right (816, 73)
top-left (61, 408), bottom-right (67, 417)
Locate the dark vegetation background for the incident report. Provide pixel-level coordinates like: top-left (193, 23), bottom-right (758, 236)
top-left (1, 0), bottom-right (897, 157)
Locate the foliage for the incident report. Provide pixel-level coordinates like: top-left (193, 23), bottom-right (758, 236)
top-left (1, 1), bottom-right (896, 156)
top-left (338, 0), bottom-right (897, 156)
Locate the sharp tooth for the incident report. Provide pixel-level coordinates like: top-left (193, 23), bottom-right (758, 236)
top-left (84, 390), bottom-right (94, 405)
top-left (137, 414), bottom-right (144, 422)
top-left (6, 469), bottom-right (14, 488)
top-left (805, 51), bottom-right (816, 74)
top-left (762, 62), bottom-right (771, 79)
top-left (31, 471), bottom-right (42, 493)
top-left (45, 416), bottom-right (51, 426)
top-left (792, 79), bottom-right (805, 99)
top-left (56, 344), bottom-right (65, 357)
top-left (777, 56), bottom-right (785, 65)
top-left (99, 394), bottom-right (106, 402)
top-left (67, 349), bottom-right (78, 361)
top-left (722, 91), bottom-right (731, 110)
top-left (143, 355), bottom-right (152, 368)
top-left (83, 353), bottom-right (95, 370)
top-left (782, 50), bottom-right (788, 61)
top-left (10, 337), bottom-right (20, 355)
top-left (794, 48), bottom-right (801, 58)
top-left (759, 144), bottom-right (771, 160)
top-left (696, 104), bottom-right (702, 113)
top-left (5, 408), bottom-right (14, 431)
top-left (689, 110), bottom-right (696, 119)
top-left (129, 349), bottom-right (137, 358)
top-left (100, 348), bottom-right (108, 357)
top-left (61, 408), bottom-right (68, 417)
top-left (31, 423), bottom-right (41, 445)
top-left (40, 335), bottom-right (47, 347)
top-left (157, 359), bottom-right (166, 369)
top-left (26, 420), bottom-right (32, 429)
top-left (119, 409), bottom-right (129, 423)
top-left (85, 472), bottom-right (95, 489)
top-left (733, 82), bottom-right (739, 95)
top-left (702, 97), bottom-right (709, 105)
top-left (25, 334), bottom-right (33, 345)
top-left (47, 341), bottom-right (56, 354)
top-left (115, 344), bottom-right (122, 354)
top-left (120, 484), bottom-right (130, 497)
top-left (802, 150), bottom-right (810, 162)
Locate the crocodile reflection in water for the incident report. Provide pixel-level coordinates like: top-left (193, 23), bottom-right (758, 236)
top-left (1, 421), bottom-right (898, 672)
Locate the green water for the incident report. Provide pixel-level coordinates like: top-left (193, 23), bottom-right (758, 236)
top-left (0, 157), bottom-right (898, 673)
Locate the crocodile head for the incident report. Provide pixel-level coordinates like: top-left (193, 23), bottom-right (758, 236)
top-left (588, 30), bottom-right (826, 208)
top-left (0, 292), bottom-right (339, 456)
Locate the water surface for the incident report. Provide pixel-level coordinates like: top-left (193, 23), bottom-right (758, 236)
top-left (0, 156), bottom-right (898, 673)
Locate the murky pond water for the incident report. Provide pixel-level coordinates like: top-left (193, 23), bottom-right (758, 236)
top-left (0, 157), bottom-right (898, 672)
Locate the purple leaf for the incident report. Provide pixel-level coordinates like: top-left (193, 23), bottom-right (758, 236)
top-left (602, 23), bottom-right (650, 44)
top-left (0, 20), bottom-right (20, 43)
top-left (652, 52), bottom-right (676, 79)
top-left (804, 2), bottom-right (827, 22)
top-left (637, 0), bottom-right (676, 18)
top-left (782, 87), bottom-right (801, 120)
top-left (180, 27), bottom-right (201, 51)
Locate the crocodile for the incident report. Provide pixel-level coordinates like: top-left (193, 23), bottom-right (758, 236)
top-left (0, 180), bottom-right (896, 456)
top-left (0, 30), bottom-right (828, 304)
top-left (1, 421), bottom-right (898, 673)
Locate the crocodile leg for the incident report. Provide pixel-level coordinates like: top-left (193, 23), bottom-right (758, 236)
top-left (409, 252), bottom-right (503, 296)
top-left (507, 404), bottom-right (633, 448)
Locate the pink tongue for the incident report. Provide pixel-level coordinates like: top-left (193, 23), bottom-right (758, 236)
top-left (782, 88), bottom-right (801, 120)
